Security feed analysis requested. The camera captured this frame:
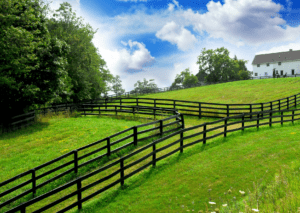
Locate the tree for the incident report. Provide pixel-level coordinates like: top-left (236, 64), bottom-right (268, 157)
top-left (111, 75), bottom-right (125, 96)
top-left (170, 68), bottom-right (198, 90)
top-left (45, 2), bottom-right (113, 102)
top-left (131, 78), bottom-right (158, 94)
top-left (0, 0), bottom-right (71, 123)
top-left (196, 47), bottom-right (250, 83)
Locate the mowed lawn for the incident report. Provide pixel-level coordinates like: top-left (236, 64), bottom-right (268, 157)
top-left (1, 77), bottom-right (300, 212)
top-left (70, 119), bottom-right (300, 213)
top-left (136, 77), bottom-right (300, 104)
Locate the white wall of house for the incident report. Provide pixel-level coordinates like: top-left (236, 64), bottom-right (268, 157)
top-left (252, 59), bottom-right (300, 76)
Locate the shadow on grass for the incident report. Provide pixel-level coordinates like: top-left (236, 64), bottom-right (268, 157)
top-left (0, 121), bottom-right (50, 139)
top-left (74, 120), bottom-right (300, 213)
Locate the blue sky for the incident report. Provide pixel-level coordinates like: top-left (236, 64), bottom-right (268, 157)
top-left (44, 0), bottom-right (300, 93)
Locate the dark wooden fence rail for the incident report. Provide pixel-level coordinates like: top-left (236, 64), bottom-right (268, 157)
top-left (0, 106), bottom-right (183, 211)
top-left (88, 93), bottom-right (300, 119)
top-left (0, 111), bottom-right (36, 133)
top-left (4, 106), bottom-right (300, 213)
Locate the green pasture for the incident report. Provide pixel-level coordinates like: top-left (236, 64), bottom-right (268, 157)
top-left (1, 78), bottom-right (300, 212)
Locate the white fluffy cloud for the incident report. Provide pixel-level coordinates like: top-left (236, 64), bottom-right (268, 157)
top-left (156, 21), bottom-right (197, 51)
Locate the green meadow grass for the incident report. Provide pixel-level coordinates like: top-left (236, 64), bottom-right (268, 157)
top-left (1, 78), bottom-right (300, 212)
top-left (68, 118), bottom-right (300, 213)
top-left (0, 110), bottom-right (180, 212)
top-left (135, 78), bottom-right (300, 104)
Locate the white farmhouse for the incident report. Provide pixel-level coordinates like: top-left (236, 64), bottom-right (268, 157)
top-left (252, 49), bottom-right (300, 77)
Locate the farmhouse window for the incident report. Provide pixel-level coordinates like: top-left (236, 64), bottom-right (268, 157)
top-left (257, 64), bottom-right (260, 67)
top-left (276, 70), bottom-right (278, 74)
top-left (280, 70), bottom-right (283, 75)
top-left (255, 73), bottom-right (258, 76)
top-left (292, 69), bottom-right (295, 75)
top-left (265, 72), bottom-right (268, 75)
top-left (278, 62), bottom-right (281, 65)
top-left (267, 63), bottom-right (269, 66)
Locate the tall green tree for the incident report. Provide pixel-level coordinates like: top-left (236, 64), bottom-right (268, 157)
top-left (45, 2), bottom-right (113, 102)
top-left (196, 47), bottom-right (249, 83)
top-left (170, 68), bottom-right (198, 89)
top-left (0, 0), bottom-right (71, 122)
top-left (131, 78), bottom-right (158, 94)
top-left (111, 75), bottom-right (125, 96)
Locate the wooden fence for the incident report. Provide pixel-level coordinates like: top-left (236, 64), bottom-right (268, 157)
top-left (1, 111), bottom-right (36, 134)
top-left (0, 106), bottom-right (183, 212)
top-left (88, 93), bottom-right (300, 119)
top-left (102, 74), bottom-right (300, 99)
top-left (3, 106), bottom-right (300, 213)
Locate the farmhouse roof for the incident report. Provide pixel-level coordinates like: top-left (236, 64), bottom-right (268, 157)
top-left (252, 49), bottom-right (300, 65)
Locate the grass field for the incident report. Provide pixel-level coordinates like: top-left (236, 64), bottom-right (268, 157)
top-left (1, 78), bottom-right (300, 212)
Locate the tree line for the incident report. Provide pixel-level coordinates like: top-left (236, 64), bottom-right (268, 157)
top-left (0, 0), bottom-right (123, 124)
top-left (129, 47), bottom-right (252, 94)
top-left (0, 0), bottom-right (251, 124)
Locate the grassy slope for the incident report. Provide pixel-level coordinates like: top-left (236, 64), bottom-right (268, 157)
top-left (70, 119), bottom-right (300, 213)
top-left (1, 78), bottom-right (300, 212)
top-left (136, 78), bottom-right (300, 104)
top-left (0, 115), bottom-right (148, 183)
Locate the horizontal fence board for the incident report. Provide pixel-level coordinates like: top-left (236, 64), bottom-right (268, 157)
top-left (123, 152), bottom-right (153, 171)
top-left (36, 160), bottom-right (74, 181)
top-left (110, 142), bottom-right (134, 155)
top-left (78, 153), bottom-right (107, 169)
top-left (37, 167), bottom-right (75, 190)
top-left (34, 152), bottom-right (74, 171)
top-left (137, 132), bottom-right (161, 143)
top-left (110, 134), bottom-right (133, 146)
top-left (137, 126), bottom-right (159, 135)
top-left (78, 145), bottom-right (108, 161)
top-left (77, 138), bottom-right (107, 152)
top-left (0, 178), bottom-right (32, 198)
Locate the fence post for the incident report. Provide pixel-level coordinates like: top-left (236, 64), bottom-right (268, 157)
top-left (180, 129), bottom-right (183, 153)
top-left (242, 113), bottom-right (245, 131)
top-left (133, 126), bottom-right (138, 146)
top-left (257, 114), bottom-right (259, 129)
top-left (152, 143), bottom-right (156, 167)
top-left (279, 100), bottom-right (281, 111)
top-left (281, 111), bottom-right (283, 125)
top-left (287, 97), bottom-right (289, 110)
top-left (295, 95), bottom-right (297, 108)
top-left (292, 110), bottom-right (295, 124)
top-left (107, 137), bottom-right (111, 157)
top-left (180, 114), bottom-right (185, 129)
top-left (261, 103), bottom-right (263, 118)
top-left (159, 120), bottom-right (163, 136)
top-left (269, 111), bottom-right (272, 127)
top-left (74, 150), bottom-right (78, 174)
top-left (137, 98), bottom-right (139, 106)
top-left (32, 169), bottom-right (36, 198)
top-left (203, 123), bottom-right (207, 144)
top-left (270, 102), bottom-right (273, 111)
top-left (224, 118), bottom-right (227, 137)
top-left (120, 158), bottom-right (124, 186)
top-left (115, 106), bottom-right (117, 116)
top-left (120, 98), bottom-right (122, 106)
top-left (77, 179), bottom-right (82, 210)
top-left (250, 104), bottom-right (252, 119)
top-left (227, 105), bottom-right (229, 117)
top-left (199, 103), bottom-right (201, 119)
top-left (105, 99), bottom-right (107, 110)
top-left (21, 207), bottom-right (26, 213)
top-left (173, 100), bottom-right (176, 109)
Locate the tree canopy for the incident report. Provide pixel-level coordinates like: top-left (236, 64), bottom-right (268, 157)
top-left (0, 0), bottom-right (71, 121)
top-left (111, 75), bottom-right (125, 96)
top-left (196, 47), bottom-right (251, 83)
top-left (170, 68), bottom-right (199, 90)
top-left (45, 2), bottom-right (114, 102)
top-left (131, 78), bottom-right (158, 94)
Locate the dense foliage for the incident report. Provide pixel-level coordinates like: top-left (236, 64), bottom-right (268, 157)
top-left (196, 47), bottom-right (251, 83)
top-left (0, 0), bottom-right (115, 125)
top-left (131, 78), bottom-right (158, 94)
top-left (45, 2), bottom-right (114, 102)
top-left (0, 0), bottom-right (71, 123)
